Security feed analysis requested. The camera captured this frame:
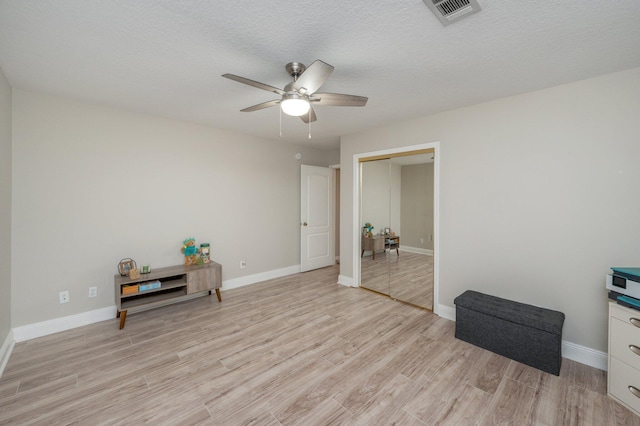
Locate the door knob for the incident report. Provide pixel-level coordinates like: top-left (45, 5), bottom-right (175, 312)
top-left (303, 222), bottom-right (308, 226)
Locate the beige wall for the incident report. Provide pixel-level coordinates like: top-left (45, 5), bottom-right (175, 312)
top-left (11, 90), bottom-right (338, 327)
top-left (0, 67), bottom-right (11, 343)
top-left (400, 163), bottom-right (434, 251)
top-left (340, 67), bottom-right (640, 352)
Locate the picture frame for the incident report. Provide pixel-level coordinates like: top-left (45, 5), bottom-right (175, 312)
top-left (384, 227), bottom-right (390, 235)
top-left (118, 258), bottom-right (137, 276)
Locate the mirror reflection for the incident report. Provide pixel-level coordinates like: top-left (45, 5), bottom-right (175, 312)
top-left (360, 159), bottom-right (393, 295)
top-left (360, 153), bottom-right (434, 309)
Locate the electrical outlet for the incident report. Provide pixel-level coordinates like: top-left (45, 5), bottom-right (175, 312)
top-left (89, 287), bottom-right (97, 298)
top-left (59, 291), bottom-right (70, 304)
top-left (240, 259), bottom-right (246, 269)
top-left (420, 238), bottom-right (424, 244)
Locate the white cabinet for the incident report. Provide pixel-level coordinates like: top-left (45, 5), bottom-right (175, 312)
top-left (608, 301), bottom-right (640, 415)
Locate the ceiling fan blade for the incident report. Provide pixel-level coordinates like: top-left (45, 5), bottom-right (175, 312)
top-left (292, 60), bottom-right (334, 95)
top-left (311, 93), bottom-right (368, 107)
top-left (299, 106), bottom-right (317, 123)
top-left (240, 99), bottom-right (280, 112)
top-left (222, 74), bottom-right (285, 96)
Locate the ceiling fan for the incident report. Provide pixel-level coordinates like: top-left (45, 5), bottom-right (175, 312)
top-left (222, 60), bottom-right (368, 123)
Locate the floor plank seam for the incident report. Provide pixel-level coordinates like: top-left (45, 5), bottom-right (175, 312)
top-left (332, 394), bottom-right (356, 418)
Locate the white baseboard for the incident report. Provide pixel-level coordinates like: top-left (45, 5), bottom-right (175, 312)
top-left (222, 265), bottom-right (301, 291)
top-left (562, 340), bottom-right (608, 371)
top-left (12, 306), bottom-right (117, 342)
top-left (399, 246), bottom-right (433, 256)
top-left (436, 303), bottom-right (455, 321)
top-left (0, 330), bottom-right (15, 378)
top-left (437, 303), bottom-right (607, 371)
top-left (338, 274), bottom-right (355, 287)
top-left (9, 265), bottom-right (302, 343)
top-left (6, 268), bottom-right (609, 373)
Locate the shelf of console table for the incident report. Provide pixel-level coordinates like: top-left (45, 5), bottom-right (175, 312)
top-left (114, 261), bottom-right (222, 329)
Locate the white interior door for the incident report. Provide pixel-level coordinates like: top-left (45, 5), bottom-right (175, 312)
top-left (301, 165), bottom-right (335, 272)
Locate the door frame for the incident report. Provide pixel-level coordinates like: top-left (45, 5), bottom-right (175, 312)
top-left (352, 142), bottom-right (441, 315)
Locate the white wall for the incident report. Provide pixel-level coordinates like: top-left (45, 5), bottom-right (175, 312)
top-left (340, 67), bottom-right (640, 353)
top-left (11, 90), bottom-right (338, 327)
top-left (0, 67), bottom-right (11, 343)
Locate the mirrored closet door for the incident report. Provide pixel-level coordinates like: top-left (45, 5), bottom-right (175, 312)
top-left (359, 151), bottom-right (434, 309)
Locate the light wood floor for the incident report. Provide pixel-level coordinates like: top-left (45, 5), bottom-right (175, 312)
top-left (361, 251), bottom-right (433, 310)
top-left (0, 265), bottom-right (637, 425)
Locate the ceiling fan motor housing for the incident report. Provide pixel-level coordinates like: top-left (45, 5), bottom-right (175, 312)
top-left (285, 62), bottom-right (306, 80)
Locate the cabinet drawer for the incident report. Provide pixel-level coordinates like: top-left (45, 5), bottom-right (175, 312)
top-left (610, 303), bottom-right (640, 325)
top-left (610, 317), bottom-right (640, 368)
top-left (609, 356), bottom-right (640, 414)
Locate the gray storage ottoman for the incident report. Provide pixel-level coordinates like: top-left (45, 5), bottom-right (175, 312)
top-left (454, 290), bottom-right (565, 375)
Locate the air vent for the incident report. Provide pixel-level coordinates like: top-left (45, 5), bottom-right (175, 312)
top-left (423, 0), bottom-right (481, 26)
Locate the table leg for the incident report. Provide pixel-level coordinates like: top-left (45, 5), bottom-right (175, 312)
top-left (119, 310), bottom-right (127, 330)
top-left (215, 288), bottom-right (222, 302)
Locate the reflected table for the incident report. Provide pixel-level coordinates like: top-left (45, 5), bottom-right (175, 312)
top-left (361, 235), bottom-right (400, 259)
top-left (386, 235), bottom-right (400, 255)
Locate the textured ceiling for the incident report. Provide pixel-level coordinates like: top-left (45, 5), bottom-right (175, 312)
top-left (1, 0), bottom-right (639, 148)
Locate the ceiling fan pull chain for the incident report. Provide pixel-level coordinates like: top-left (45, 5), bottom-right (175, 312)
top-left (279, 107), bottom-right (282, 138)
top-left (308, 110), bottom-right (311, 139)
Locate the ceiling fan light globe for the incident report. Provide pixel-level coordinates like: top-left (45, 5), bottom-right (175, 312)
top-left (281, 96), bottom-right (310, 116)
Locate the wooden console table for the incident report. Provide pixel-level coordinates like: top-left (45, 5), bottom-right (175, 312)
top-left (114, 261), bottom-right (222, 329)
